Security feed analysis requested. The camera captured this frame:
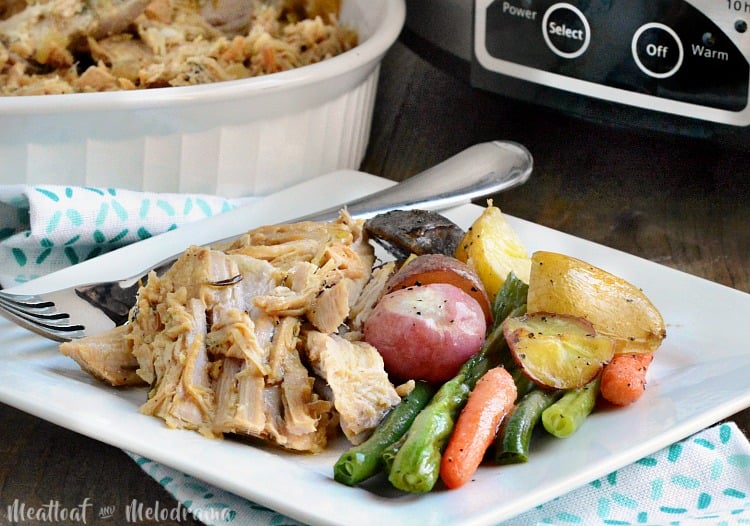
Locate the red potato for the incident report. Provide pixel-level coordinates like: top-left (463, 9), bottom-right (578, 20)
top-left (503, 313), bottom-right (615, 390)
top-left (383, 254), bottom-right (493, 325)
top-left (363, 283), bottom-right (487, 383)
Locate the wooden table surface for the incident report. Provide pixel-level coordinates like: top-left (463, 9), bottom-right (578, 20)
top-left (1, 37), bottom-right (748, 526)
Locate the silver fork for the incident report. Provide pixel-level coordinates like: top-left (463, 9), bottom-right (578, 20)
top-left (0, 141), bottom-right (533, 342)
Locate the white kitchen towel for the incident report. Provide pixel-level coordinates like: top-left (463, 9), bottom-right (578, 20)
top-left (0, 184), bottom-right (255, 287)
top-left (128, 421), bottom-right (750, 526)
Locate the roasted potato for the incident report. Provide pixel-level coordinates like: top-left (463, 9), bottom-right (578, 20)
top-left (383, 253), bottom-right (492, 324)
top-left (503, 312), bottom-right (615, 390)
top-left (526, 251), bottom-right (666, 354)
top-left (455, 203), bottom-right (531, 299)
top-left (364, 283), bottom-right (487, 383)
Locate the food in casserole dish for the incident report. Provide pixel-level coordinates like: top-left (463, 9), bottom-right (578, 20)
top-left (0, 0), bottom-right (357, 95)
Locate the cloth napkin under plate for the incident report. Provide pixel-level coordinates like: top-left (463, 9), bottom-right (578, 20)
top-left (0, 184), bottom-right (255, 287)
top-left (128, 421), bottom-right (750, 526)
top-left (2, 184), bottom-right (749, 526)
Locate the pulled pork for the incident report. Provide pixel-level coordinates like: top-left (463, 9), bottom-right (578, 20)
top-left (60, 212), bottom-right (400, 453)
top-left (0, 0), bottom-right (357, 95)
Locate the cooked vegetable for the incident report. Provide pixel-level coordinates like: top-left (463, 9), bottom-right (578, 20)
top-left (495, 388), bottom-right (562, 464)
top-left (364, 209), bottom-right (465, 259)
top-left (503, 313), bottom-right (615, 390)
top-left (387, 369), bottom-right (473, 493)
top-left (511, 368), bottom-right (538, 399)
top-left (490, 271), bottom-right (529, 330)
top-left (440, 367), bottom-right (516, 488)
top-left (381, 433), bottom-right (408, 474)
top-left (526, 251), bottom-right (666, 355)
top-left (383, 253), bottom-right (492, 324)
top-left (455, 202), bottom-right (531, 299)
top-left (333, 381), bottom-right (437, 485)
top-left (386, 276), bottom-right (527, 493)
top-left (600, 352), bottom-right (654, 406)
top-left (364, 283), bottom-right (487, 383)
top-left (542, 377), bottom-right (601, 438)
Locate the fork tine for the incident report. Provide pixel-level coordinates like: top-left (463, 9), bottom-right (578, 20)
top-left (0, 293), bottom-right (55, 309)
top-left (0, 300), bottom-right (70, 322)
top-left (0, 300), bottom-right (83, 327)
top-left (0, 291), bottom-right (86, 342)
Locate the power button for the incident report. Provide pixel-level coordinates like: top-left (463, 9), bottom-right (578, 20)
top-left (631, 23), bottom-right (684, 78)
top-left (542, 3), bottom-right (591, 59)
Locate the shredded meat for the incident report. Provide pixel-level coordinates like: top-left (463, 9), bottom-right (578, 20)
top-left (0, 0), bottom-right (357, 95)
top-left (306, 331), bottom-right (400, 445)
top-left (60, 211), bottom-right (401, 453)
top-left (60, 325), bottom-right (142, 386)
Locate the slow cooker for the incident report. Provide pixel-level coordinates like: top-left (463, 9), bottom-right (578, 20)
top-left (405, 0), bottom-right (750, 147)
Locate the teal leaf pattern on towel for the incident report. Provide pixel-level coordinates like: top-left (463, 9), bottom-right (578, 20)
top-left (66, 209), bottom-right (83, 227)
top-left (0, 185), bottom-right (246, 285)
top-left (34, 188), bottom-right (60, 202)
top-left (499, 422), bottom-right (750, 526)
top-left (96, 203), bottom-right (108, 226)
top-left (137, 226), bottom-right (152, 240)
top-left (157, 199), bottom-right (175, 216)
top-left (34, 248), bottom-right (52, 265)
top-left (12, 248), bottom-right (26, 266)
top-left (112, 199), bottom-right (129, 221)
top-left (64, 246), bottom-right (79, 265)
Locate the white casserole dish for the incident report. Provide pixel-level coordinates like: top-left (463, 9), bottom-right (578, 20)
top-left (0, 0), bottom-right (406, 198)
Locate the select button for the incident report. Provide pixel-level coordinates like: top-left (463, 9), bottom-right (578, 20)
top-left (542, 3), bottom-right (591, 59)
top-left (632, 23), bottom-right (684, 78)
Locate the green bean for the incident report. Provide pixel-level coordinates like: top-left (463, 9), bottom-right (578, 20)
top-left (333, 381), bottom-right (436, 486)
top-left (387, 274), bottom-right (528, 493)
top-left (495, 389), bottom-right (563, 464)
top-left (381, 432), bottom-right (407, 474)
top-left (491, 272), bottom-right (529, 330)
top-left (511, 368), bottom-right (537, 399)
top-left (386, 370), bottom-right (472, 492)
top-left (542, 377), bottom-right (601, 438)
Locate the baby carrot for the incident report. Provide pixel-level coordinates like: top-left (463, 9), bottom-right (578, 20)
top-left (600, 352), bottom-right (654, 406)
top-left (440, 366), bottom-right (516, 489)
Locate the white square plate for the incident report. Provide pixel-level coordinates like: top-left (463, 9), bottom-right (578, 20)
top-left (1, 172), bottom-right (749, 526)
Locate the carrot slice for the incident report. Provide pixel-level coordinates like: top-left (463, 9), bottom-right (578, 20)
top-left (440, 367), bottom-right (516, 489)
top-left (600, 352), bottom-right (654, 406)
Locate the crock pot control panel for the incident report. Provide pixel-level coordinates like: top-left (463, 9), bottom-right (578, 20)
top-left (473, 0), bottom-right (750, 126)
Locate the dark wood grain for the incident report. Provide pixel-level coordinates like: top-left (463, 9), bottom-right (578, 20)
top-left (1, 38), bottom-right (748, 525)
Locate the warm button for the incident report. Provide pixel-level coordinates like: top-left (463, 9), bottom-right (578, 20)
top-left (542, 3), bottom-right (590, 59)
top-left (631, 23), bottom-right (684, 79)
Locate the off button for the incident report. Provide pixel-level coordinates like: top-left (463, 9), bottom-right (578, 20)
top-left (542, 3), bottom-right (591, 59)
top-left (632, 23), bottom-right (684, 78)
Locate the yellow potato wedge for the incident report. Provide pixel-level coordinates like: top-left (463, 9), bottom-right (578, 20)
top-left (527, 251), bottom-right (666, 354)
top-left (503, 313), bottom-right (615, 390)
top-left (455, 203), bottom-right (531, 299)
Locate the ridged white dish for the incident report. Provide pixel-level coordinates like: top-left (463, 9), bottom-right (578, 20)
top-left (0, 0), bottom-right (405, 198)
